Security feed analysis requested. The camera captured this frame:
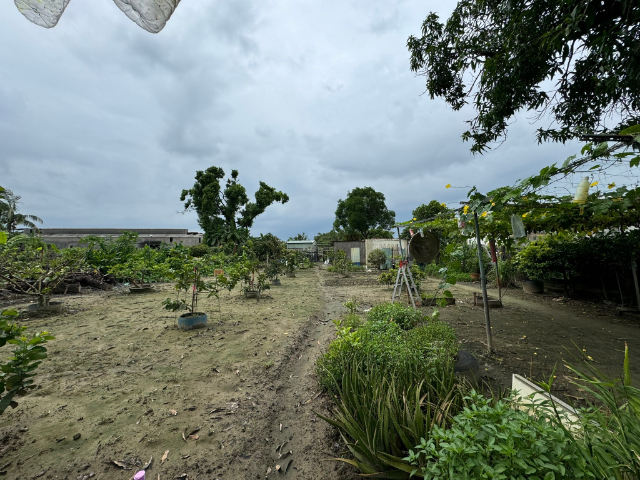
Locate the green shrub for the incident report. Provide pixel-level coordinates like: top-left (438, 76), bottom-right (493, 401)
top-left (377, 268), bottom-right (397, 286)
top-left (316, 314), bottom-right (457, 392)
top-left (450, 272), bottom-right (472, 282)
top-left (367, 248), bottom-right (387, 268)
top-left (317, 345), bottom-right (465, 477)
top-left (405, 391), bottom-right (586, 479)
top-left (188, 243), bottom-right (210, 257)
top-left (366, 302), bottom-right (425, 330)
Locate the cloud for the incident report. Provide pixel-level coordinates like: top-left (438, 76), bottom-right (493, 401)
top-left (0, 0), bottom-right (583, 240)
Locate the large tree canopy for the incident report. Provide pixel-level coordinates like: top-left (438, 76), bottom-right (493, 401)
top-left (181, 167), bottom-right (289, 247)
top-left (407, 0), bottom-right (640, 152)
top-left (333, 187), bottom-right (395, 239)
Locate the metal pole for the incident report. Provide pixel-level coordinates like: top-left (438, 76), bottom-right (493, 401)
top-left (474, 212), bottom-right (493, 352)
top-left (631, 261), bottom-right (640, 309)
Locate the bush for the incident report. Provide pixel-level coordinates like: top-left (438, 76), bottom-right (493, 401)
top-left (377, 268), bottom-right (396, 286)
top-left (316, 312), bottom-right (457, 392)
top-left (316, 321), bottom-right (463, 476)
top-left (188, 243), bottom-right (210, 257)
top-left (366, 302), bottom-right (425, 330)
top-left (367, 248), bottom-right (387, 268)
top-left (405, 391), bottom-right (586, 479)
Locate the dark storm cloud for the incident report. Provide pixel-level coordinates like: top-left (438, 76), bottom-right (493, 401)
top-left (0, 0), bottom-right (581, 239)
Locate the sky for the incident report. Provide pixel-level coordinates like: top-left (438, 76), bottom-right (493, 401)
top-left (0, 0), bottom-right (583, 240)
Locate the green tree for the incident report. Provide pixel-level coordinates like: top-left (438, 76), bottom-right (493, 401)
top-left (314, 229), bottom-right (345, 245)
top-left (334, 187), bottom-right (395, 239)
top-left (252, 233), bottom-right (285, 262)
top-left (401, 201), bottom-right (449, 239)
top-left (0, 189), bottom-right (43, 233)
top-left (288, 233), bottom-right (308, 241)
top-left (407, 0), bottom-right (640, 152)
top-left (180, 167), bottom-right (289, 247)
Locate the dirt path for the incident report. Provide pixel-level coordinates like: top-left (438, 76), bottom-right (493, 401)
top-left (439, 280), bottom-right (640, 403)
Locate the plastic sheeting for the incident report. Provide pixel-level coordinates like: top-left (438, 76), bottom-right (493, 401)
top-left (14, 0), bottom-right (180, 33)
top-left (510, 214), bottom-right (526, 238)
top-left (14, 0), bottom-right (71, 28)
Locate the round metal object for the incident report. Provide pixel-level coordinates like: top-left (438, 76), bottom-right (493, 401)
top-left (409, 232), bottom-right (439, 263)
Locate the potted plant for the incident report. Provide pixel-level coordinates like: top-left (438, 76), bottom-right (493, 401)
top-left (367, 248), bottom-right (387, 270)
top-left (110, 246), bottom-right (159, 293)
top-left (421, 266), bottom-right (457, 306)
top-left (162, 260), bottom-right (210, 330)
top-left (266, 259), bottom-right (284, 286)
top-left (285, 250), bottom-right (299, 277)
top-left (0, 235), bottom-right (85, 312)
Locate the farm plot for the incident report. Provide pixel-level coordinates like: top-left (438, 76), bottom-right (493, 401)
top-left (0, 268), bottom-right (355, 480)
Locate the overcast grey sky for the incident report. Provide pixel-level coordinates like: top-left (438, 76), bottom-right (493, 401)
top-left (0, 0), bottom-right (581, 240)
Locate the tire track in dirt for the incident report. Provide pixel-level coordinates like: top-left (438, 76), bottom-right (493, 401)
top-left (233, 268), bottom-right (356, 479)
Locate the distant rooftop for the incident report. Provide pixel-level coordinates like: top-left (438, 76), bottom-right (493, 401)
top-left (35, 228), bottom-right (200, 235)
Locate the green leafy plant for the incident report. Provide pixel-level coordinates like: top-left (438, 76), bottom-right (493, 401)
top-left (367, 248), bottom-right (387, 269)
top-left (0, 235), bottom-right (85, 306)
top-left (367, 302), bottom-right (424, 330)
top-left (109, 245), bottom-right (162, 287)
top-left (342, 297), bottom-right (360, 314)
top-left (1, 308), bottom-right (54, 415)
top-left (331, 249), bottom-right (353, 276)
top-left (405, 391), bottom-right (585, 479)
top-left (539, 344), bottom-right (640, 479)
top-left (378, 268), bottom-right (397, 287)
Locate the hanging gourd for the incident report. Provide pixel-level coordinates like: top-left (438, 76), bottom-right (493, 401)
top-left (572, 177), bottom-right (590, 204)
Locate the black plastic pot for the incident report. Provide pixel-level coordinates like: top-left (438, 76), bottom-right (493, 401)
top-left (523, 280), bottom-right (544, 294)
top-left (244, 290), bottom-right (260, 299)
top-left (454, 350), bottom-right (480, 384)
top-left (271, 279), bottom-right (281, 286)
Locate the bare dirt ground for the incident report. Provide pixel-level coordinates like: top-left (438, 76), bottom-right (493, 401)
top-left (0, 268), bottom-right (355, 480)
top-left (2, 267), bottom-right (640, 479)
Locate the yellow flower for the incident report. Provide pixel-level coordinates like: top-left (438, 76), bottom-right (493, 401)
top-left (608, 182), bottom-right (616, 189)
top-left (441, 203), bottom-right (446, 208)
top-left (481, 211), bottom-right (488, 217)
top-left (463, 205), bottom-right (469, 214)
top-left (491, 202), bottom-right (495, 206)
top-left (522, 212), bottom-right (528, 218)
top-left (413, 217), bottom-right (417, 221)
top-left (590, 181), bottom-right (599, 187)
top-left (445, 184), bottom-right (451, 189)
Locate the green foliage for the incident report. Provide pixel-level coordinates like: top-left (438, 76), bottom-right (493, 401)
top-left (188, 243), bottom-right (210, 257)
top-left (543, 345), bottom-right (640, 479)
top-left (342, 297), bottom-right (360, 315)
top-left (252, 233), bottom-right (285, 262)
top-left (514, 233), bottom-right (580, 282)
top-left (0, 188), bottom-right (43, 233)
top-left (1, 308), bottom-right (54, 415)
top-left (0, 235), bottom-right (85, 306)
top-left (367, 302), bottom-right (425, 331)
top-left (334, 187), bottom-right (395, 239)
top-left (316, 319), bottom-right (462, 476)
top-left (408, 1), bottom-right (640, 152)
top-left (330, 250), bottom-right (353, 276)
top-left (109, 245), bottom-right (163, 287)
top-left (288, 233), bottom-right (308, 241)
top-left (405, 391), bottom-right (585, 479)
top-left (314, 229), bottom-right (345, 245)
top-left (180, 167), bottom-right (289, 248)
top-left (377, 268), bottom-right (397, 286)
top-left (316, 310), bottom-right (457, 392)
top-left (367, 248), bottom-right (387, 268)
top-left (80, 231), bottom-right (139, 274)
